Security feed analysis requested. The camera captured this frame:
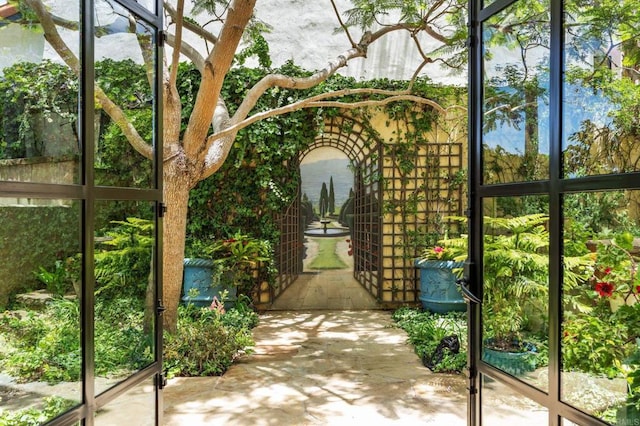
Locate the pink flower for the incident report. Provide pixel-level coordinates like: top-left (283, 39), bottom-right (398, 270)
top-left (209, 296), bottom-right (226, 314)
top-left (595, 281), bottom-right (614, 297)
top-left (433, 246), bottom-right (444, 254)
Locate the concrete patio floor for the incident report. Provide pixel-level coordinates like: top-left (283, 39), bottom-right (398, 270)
top-left (163, 310), bottom-right (469, 426)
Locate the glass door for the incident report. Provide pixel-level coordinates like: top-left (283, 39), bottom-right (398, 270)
top-left (468, 0), bottom-right (640, 425)
top-left (0, 0), bottom-right (163, 423)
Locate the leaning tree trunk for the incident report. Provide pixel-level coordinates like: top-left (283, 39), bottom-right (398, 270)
top-left (162, 160), bottom-right (193, 331)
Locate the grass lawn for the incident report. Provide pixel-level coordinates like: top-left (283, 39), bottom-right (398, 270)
top-left (307, 237), bottom-right (348, 270)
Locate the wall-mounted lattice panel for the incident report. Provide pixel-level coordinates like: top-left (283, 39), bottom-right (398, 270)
top-left (379, 142), bottom-right (464, 305)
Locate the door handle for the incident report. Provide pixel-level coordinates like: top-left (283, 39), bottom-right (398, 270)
top-left (456, 277), bottom-right (481, 305)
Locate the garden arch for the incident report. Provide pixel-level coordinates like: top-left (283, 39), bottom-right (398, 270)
top-left (258, 113), bottom-right (465, 308)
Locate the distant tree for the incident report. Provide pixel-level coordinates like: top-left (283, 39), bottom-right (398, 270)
top-left (329, 176), bottom-right (336, 215)
top-left (319, 182), bottom-right (329, 218)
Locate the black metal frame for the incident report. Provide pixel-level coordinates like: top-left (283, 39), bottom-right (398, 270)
top-left (468, 0), bottom-right (640, 424)
top-left (0, 0), bottom-right (164, 422)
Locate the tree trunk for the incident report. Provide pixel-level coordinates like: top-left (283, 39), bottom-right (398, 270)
top-left (162, 160), bottom-right (192, 331)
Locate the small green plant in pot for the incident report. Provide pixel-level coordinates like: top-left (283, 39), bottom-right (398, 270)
top-left (208, 233), bottom-right (274, 294)
top-left (183, 233), bottom-right (274, 307)
top-left (480, 214), bottom-right (551, 375)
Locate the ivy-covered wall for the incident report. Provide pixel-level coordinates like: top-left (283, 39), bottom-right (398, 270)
top-left (0, 205), bottom-right (80, 308)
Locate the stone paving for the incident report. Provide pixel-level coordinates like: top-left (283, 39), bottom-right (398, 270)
top-left (163, 310), bottom-right (468, 426)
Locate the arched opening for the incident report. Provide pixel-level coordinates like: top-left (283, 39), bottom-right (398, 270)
top-left (267, 115), bottom-right (382, 309)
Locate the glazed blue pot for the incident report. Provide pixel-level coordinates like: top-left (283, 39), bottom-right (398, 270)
top-left (482, 345), bottom-right (537, 377)
top-left (415, 259), bottom-right (466, 313)
top-left (182, 258), bottom-right (236, 308)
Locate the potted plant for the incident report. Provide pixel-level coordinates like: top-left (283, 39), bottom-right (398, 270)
top-left (480, 214), bottom-right (551, 375)
top-left (415, 219), bottom-right (468, 314)
top-left (182, 233), bottom-right (274, 308)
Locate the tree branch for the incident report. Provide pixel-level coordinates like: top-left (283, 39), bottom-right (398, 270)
top-left (164, 2), bottom-right (219, 45)
top-left (164, 33), bottom-right (205, 72)
top-left (200, 89), bottom-right (446, 171)
top-left (169, 0), bottom-right (185, 86)
top-left (182, 0), bottom-right (256, 158)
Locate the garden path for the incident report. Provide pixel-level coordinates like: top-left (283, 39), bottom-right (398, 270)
top-left (163, 310), bottom-right (549, 425)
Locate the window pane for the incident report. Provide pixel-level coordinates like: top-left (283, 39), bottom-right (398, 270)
top-left (94, 201), bottom-right (156, 395)
top-left (482, 0), bottom-right (550, 184)
top-left (0, 0), bottom-right (80, 184)
top-left (481, 196), bottom-right (549, 393)
top-left (95, 377), bottom-right (156, 425)
top-left (562, 190), bottom-right (639, 424)
top-left (481, 374), bottom-right (549, 424)
top-left (562, 1), bottom-right (640, 176)
top-left (94, 11), bottom-right (156, 188)
top-left (0, 198), bottom-right (81, 422)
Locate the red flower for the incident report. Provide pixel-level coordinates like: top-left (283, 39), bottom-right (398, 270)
top-left (636, 285), bottom-right (640, 294)
top-left (224, 238), bottom-right (236, 243)
top-left (604, 267), bottom-right (612, 274)
top-left (595, 281), bottom-right (615, 297)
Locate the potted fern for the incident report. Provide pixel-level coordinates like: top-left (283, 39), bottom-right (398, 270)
top-left (480, 214), bottom-right (550, 375)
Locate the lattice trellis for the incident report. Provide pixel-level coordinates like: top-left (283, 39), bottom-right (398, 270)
top-left (263, 114), bottom-right (464, 309)
top-left (379, 142), bottom-right (464, 305)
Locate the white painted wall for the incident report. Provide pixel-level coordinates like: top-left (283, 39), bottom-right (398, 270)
top-left (253, 0), bottom-right (461, 83)
top-left (1, 0), bottom-right (465, 85)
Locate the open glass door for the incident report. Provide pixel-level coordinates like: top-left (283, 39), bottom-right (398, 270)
top-left (468, 0), bottom-right (640, 425)
top-left (0, 0), bottom-right (163, 422)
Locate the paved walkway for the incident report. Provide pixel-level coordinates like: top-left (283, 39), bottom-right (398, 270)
top-left (269, 271), bottom-right (380, 310)
top-left (163, 310), bottom-right (468, 426)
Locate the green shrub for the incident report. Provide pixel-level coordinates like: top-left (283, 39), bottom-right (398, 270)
top-left (0, 299), bottom-right (81, 383)
top-left (163, 304), bottom-right (257, 378)
top-left (0, 396), bottom-right (76, 426)
top-left (392, 307), bottom-right (467, 373)
top-left (0, 297), bottom-right (153, 384)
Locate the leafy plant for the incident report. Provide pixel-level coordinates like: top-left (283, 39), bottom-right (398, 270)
top-left (0, 396), bottom-right (76, 425)
top-left (34, 255), bottom-right (81, 297)
top-left (163, 302), bottom-right (257, 377)
top-left (482, 214), bottom-right (551, 350)
top-left (94, 218), bottom-right (154, 302)
top-left (203, 232), bottom-right (275, 293)
top-left (392, 307), bottom-right (467, 373)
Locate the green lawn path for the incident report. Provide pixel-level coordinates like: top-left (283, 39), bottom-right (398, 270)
top-left (307, 237), bottom-right (348, 270)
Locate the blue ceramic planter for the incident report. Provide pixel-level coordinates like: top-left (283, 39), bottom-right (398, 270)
top-left (415, 259), bottom-right (466, 313)
top-left (482, 346), bottom-right (537, 377)
top-left (182, 258), bottom-right (236, 308)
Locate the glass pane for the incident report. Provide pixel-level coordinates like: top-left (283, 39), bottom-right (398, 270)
top-left (0, 198), bottom-right (81, 422)
top-left (94, 201), bottom-right (156, 395)
top-left (561, 420), bottom-right (580, 426)
top-left (482, 0), bottom-right (551, 184)
top-left (562, 190), bottom-right (639, 424)
top-left (95, 377), bottom-right (156, 425)
top-left (0, 0), bottom-right (80, 184)
top-left (481, 374), bottom-right (549, 424)
top-left (94, 11), bottom-right (155, 188)
top-left (481, 196), bottom-right (549, 392)
top-left (562, 1), bottom-right (640, 177)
